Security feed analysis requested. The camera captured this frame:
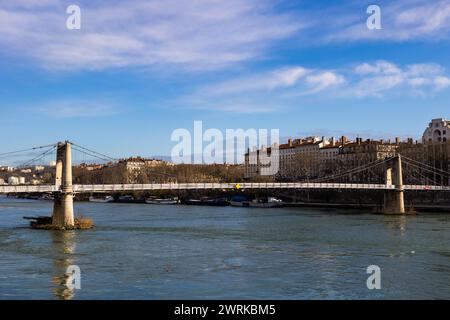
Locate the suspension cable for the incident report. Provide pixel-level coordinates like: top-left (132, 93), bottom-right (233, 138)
top-left (402, 155), bottom-right (449, 177)
top-left (69, 142), bottom-right (117, 161)
top-left (71, 146), bottom-right (113, 163)
top-left (0, 143), bottom-right (57, 159)
top-left (18, 145), bottom-right (57, 168)
top-left (402, 159), bottom-right (449, 180)
top-left (312, 157), bottom-right (393, 182)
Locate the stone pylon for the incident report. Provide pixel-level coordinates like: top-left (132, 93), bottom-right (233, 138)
top-left (383, 154), bottom-right (405, 214)
top-left (52, 141), bottom-right (75, 227)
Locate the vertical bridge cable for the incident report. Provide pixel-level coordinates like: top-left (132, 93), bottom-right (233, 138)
top-left (402, 158), bottom-right (448, 186)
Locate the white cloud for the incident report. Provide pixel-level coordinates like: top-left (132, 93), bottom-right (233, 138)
top-left (179, 66), bottom-right (346, 113)
top-left (34, 100), bottom-right (119, 118)
top-left (202, 66), bottom-right (311, 96)
top-left (321, 0), bottom-right (450, 43)
top-left (434, 76), bottom-right (450, 89)
top-left (305, 72), bottom-right (345, 93)
top-left (350, 61), bottom-right (450, 96)
top-left (180, 60), bottom-right (450, 113)
top-left (355, 61), bottom-right (401, 75)
top-left (0, 0), bottom-right (302, 71)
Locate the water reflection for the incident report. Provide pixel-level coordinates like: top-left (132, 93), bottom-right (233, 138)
top-left (51, 231), bottom-right (77, 300)
top-left (384, 215), bottom-right (408, 237)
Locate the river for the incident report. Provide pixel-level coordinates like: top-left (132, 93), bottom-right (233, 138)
top-left (0, 196), bottom-right (449, 299)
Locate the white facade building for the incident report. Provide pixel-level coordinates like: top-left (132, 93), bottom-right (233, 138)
top-left (422, 118), bottom-right (450, 143)
top-left (8, 176), bottom-right (19, 185)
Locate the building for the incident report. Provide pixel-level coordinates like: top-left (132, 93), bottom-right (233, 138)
top-left (0, 178), bottom-right (5, 185)
top-left (244, 119), bottom-right (450, 183)
top-left (30, 179), bottom-right (42, 185)
top-left (0, 166), bottom-right (15, 172)
top-left (244, 146), bottom-right (274, 178)
top-left (338, 138), bottom-right (399, 182)
top-left (422, 118), bottom-right (450, 143)
top-left (116, 157), bottom-right (168, 183)
top-left (318, 137), bottom-right (347, 176)
top-left (278, 137), bottom-right (329, 180)
top-left (244, 136), bottom-right (400, 181)
top-left (8, 176), bottom-right (19, 185)
top-left (34, 166), bottom-right (45, 172)
top-left (399, 138), bottom-right (450, 185)
top-left (339, 138), bottom-right (398, 167)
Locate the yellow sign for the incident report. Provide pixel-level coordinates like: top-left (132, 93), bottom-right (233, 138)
top-left (235, 184), bottom-right (241, 190)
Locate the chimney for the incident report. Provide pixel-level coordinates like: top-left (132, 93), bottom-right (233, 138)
top-left (331, 137), bottom-right (336, 146)
top-left (288, 139), bottom-right (292, 147)
top-left (395, 137), bottom-right (400, 145)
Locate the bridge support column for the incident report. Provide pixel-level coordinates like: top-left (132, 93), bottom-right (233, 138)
top-left (52, 141), bottom-right (75, 227)
top-left (52, 143), bottom-right (64, 223)
top-left (383, 155), bottom-right (405, 214)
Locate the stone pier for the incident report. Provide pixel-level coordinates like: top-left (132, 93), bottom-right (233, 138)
top-left (52, 141), bottom-right (75, 227)
top-left (383, 154), bottom-right (405, 214)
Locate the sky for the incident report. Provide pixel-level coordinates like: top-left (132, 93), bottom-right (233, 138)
top-left (1, 0), bottom-right (450, 162)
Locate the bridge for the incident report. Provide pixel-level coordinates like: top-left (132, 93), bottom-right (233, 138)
top-left (1, 183), bottom-right (450, 194)
top-left (1, 141), bottom-right (449, 228)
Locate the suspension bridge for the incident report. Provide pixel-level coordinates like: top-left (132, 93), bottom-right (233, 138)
top-left (1, 141), bottom-right (449, 228)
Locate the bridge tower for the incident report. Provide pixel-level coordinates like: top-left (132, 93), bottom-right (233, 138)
top-left (383, 154), bottom-right (405, 214)
top-left (52, 141), bottom-right (75, 227)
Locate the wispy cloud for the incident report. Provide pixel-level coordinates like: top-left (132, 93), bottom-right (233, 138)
top-left (180, 66), bottom-right (344, 113)
top-left (0, 0), bottom-right (302, 71)
top-left (304, 72), bottom-right (345, 94)
top-left (1, 0), bottom-right (449, 74)
top-left (178, 60), bottom-right (450, 113)
top-left (321, 0), bottom-right (450, 43)
top-left (349, 60), bottom-right (450, 97)
top-left (34, 99), bottom-right (119, 118)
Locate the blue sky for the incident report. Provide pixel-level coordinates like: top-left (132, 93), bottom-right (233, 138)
top-left (1, 0), bottom-right (450, 161)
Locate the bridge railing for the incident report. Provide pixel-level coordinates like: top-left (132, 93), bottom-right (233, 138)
top-left (1, 183), bottom-right (449, 194)
top-left (72, 182), bottom-right (397, 192)
top-left (0, 185), bottom-right (57, 193)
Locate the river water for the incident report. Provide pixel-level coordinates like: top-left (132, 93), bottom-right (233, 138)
top-left (0, 196), bottom-right (449, 299)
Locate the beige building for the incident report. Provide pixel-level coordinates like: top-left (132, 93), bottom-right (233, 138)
top-left (244, 119), bottom-right (450, 182)
top-left (117, 157), bottom-right (168, 183)
top-left (422, 118), bottom-right (449, 143)
top-left (244, 146), bottom-right (274, 178)
top-left (278, 137), bottom-right (328, 180)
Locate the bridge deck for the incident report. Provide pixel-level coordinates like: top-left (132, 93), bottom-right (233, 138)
top-left (0, 183), bottom-right (449, 194)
